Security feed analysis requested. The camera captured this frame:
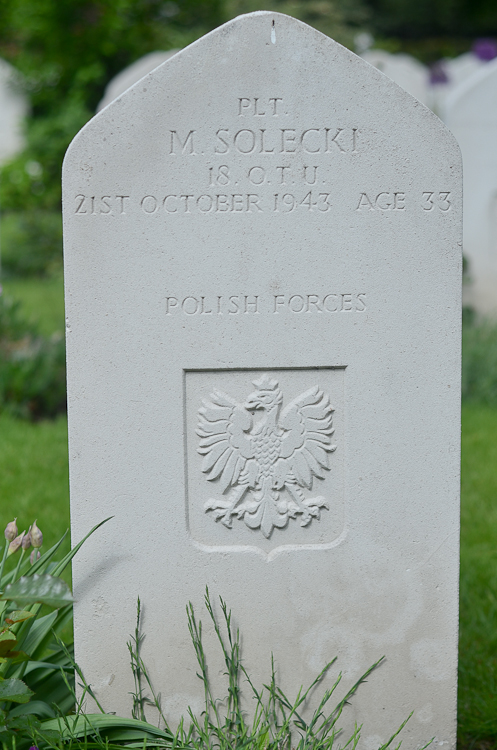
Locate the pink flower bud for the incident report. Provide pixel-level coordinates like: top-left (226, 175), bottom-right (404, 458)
top-left (4, 519), bottom-right (18, 542)
top-left (30, 521), bottom-right (43, 549)
top-left (22, 528), bottom-right (32, 550)
top-left (8, 532), bottom-right (25, 557)
top-left (30, 549), bottom-right (41, 565)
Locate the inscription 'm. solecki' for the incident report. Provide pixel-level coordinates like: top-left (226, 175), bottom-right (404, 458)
top-left (169, 97), bottom-right (358, 156)
top-left (169, 126), bottom-right (358, 155)
top-left (165, 293), bottom-right (367, 315)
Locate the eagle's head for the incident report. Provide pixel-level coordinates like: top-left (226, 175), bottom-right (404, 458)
top-left (245, 374), bottom-right (283, 412)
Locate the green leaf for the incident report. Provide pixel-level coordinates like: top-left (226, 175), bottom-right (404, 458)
top-left (2, 574), bottom-right (73, 608)
top-left (2, 651), bottom-right (29, 663)
top-left (0, 631), bottom-right (17, 657)
top-left (41, 714), bottom-right (174, 742)
top-left (17, 609), bottom-right (58, 660)
top-left (0, 678), bottom-right (33, 703)
top-left (9, 700), bottom-right (56, 719)
top-left (5, 610), bottom-right (36, 625)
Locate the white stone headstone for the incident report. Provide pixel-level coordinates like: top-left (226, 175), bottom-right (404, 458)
top-left (430, 54), bottom-right (486, 118)
top-left (0, 58), bottom-right (28, 164)
top-left (445, 57), bottom-right (497, 314)
top-left (361, 49), bottom-right (429, 105)
top-left (446, 52), bottom-right (486, 87)
top-left (63, 12), bottom-right (462, 747)
top-left (97, 50), bottom-right (179, 111)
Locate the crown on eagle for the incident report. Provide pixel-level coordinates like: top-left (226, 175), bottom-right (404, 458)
top-left (252, 374), bottom-right (279, 391)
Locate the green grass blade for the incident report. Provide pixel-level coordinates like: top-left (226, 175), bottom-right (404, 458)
top-left (15, 609), bottom-right (58, 659)
top-left (377, 712), bottom-right (414, 750)
top-left (41, 714), bottom-right (175, 742)
top-left (51, 517), bottom-right (113, 577)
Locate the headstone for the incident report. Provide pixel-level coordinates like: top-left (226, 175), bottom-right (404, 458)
top-left (431, 44), bottom-right (497, 119)
top-left (63, 12), bottom-right (462, 747)
top-left (445, 57), bottom-right (497, 314)
top-left (97, 50), bottom-right (179, 111)
top-left (0, 58), bottom-right (28, 164)
top-left (361, 49), bottom-right (430, 105)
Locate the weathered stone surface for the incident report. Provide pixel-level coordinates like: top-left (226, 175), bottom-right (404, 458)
top-left (445, 57), bottom-right (497, 315)
top-left (63, 12), bottom-right (462, 747)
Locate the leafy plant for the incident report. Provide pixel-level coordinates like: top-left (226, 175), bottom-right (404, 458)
top-left (38, 589), bottom-right (430, 750)
top-left (1, 212), bottom-right (63, 278)
top-left (0, 0), bottom-right (225, 218)
top-left (0, 516), bottom-right (110, 745)
top-left (0, 295), bottom-right (66, 419)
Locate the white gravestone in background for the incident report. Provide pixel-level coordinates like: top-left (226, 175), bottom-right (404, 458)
top-left (361, 49), bottom-right (429, 105)
top-left (0, 58), bottom-right (28, 164)
top-left (445, 57), bottom-right (497, 315)
top-left (63, 13), bottom-right (462, 747)
top-left (432, 53), bottom-right (489, 120)
top-left (97, 51), bottom-right (179, 111)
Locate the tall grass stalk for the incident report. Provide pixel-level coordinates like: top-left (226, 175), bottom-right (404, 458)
top-left (41, 589), bottom-right (431, 750)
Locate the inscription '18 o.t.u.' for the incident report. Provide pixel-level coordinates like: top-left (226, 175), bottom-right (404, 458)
top-left (197, 375), bottom-right (337, 538)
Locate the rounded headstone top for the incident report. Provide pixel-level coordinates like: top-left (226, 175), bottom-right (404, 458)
top-left (361, 49), bottom-right (429, 105)
top-left (445, 55), bottom-right (497, 125)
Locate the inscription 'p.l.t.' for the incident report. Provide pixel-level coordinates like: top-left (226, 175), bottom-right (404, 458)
top-left (238, 97), bottom-right (283, 116)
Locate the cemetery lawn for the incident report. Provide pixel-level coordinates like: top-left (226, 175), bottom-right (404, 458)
top-left (0, 412), bottom-right (71, 580)
top-left (459, 403), bottom-right (497, 747)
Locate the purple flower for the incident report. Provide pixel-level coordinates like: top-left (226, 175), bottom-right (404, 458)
top-left (4, 519), bottom-right (18, 542)
top-left (30, 520), bottom-right (43, 549)
top-left (8, 532), bottom-right (25, 557)
top-left (472, 38), bottom-right (497, 61)
top-left (429, 61), bottom-right (449, 85)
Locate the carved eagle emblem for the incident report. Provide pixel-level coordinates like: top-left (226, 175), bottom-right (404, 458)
top-left (196, 374), bottom-right (336, 538)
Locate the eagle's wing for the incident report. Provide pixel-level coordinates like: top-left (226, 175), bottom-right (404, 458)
top-left (196, 390), bottom-right (254, 493)
top-left (276, 386), bottom-right (336, 489)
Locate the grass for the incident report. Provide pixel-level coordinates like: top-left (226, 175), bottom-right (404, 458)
top-left (0, 412), bottom-right (71, 574)
top-left (1, 275), bottom-right (65, 337)
top-left (459, 404), bottom-right (497, 748)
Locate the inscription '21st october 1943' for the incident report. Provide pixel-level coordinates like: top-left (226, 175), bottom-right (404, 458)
top-left (74, 97), bottom-right (452, 216)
